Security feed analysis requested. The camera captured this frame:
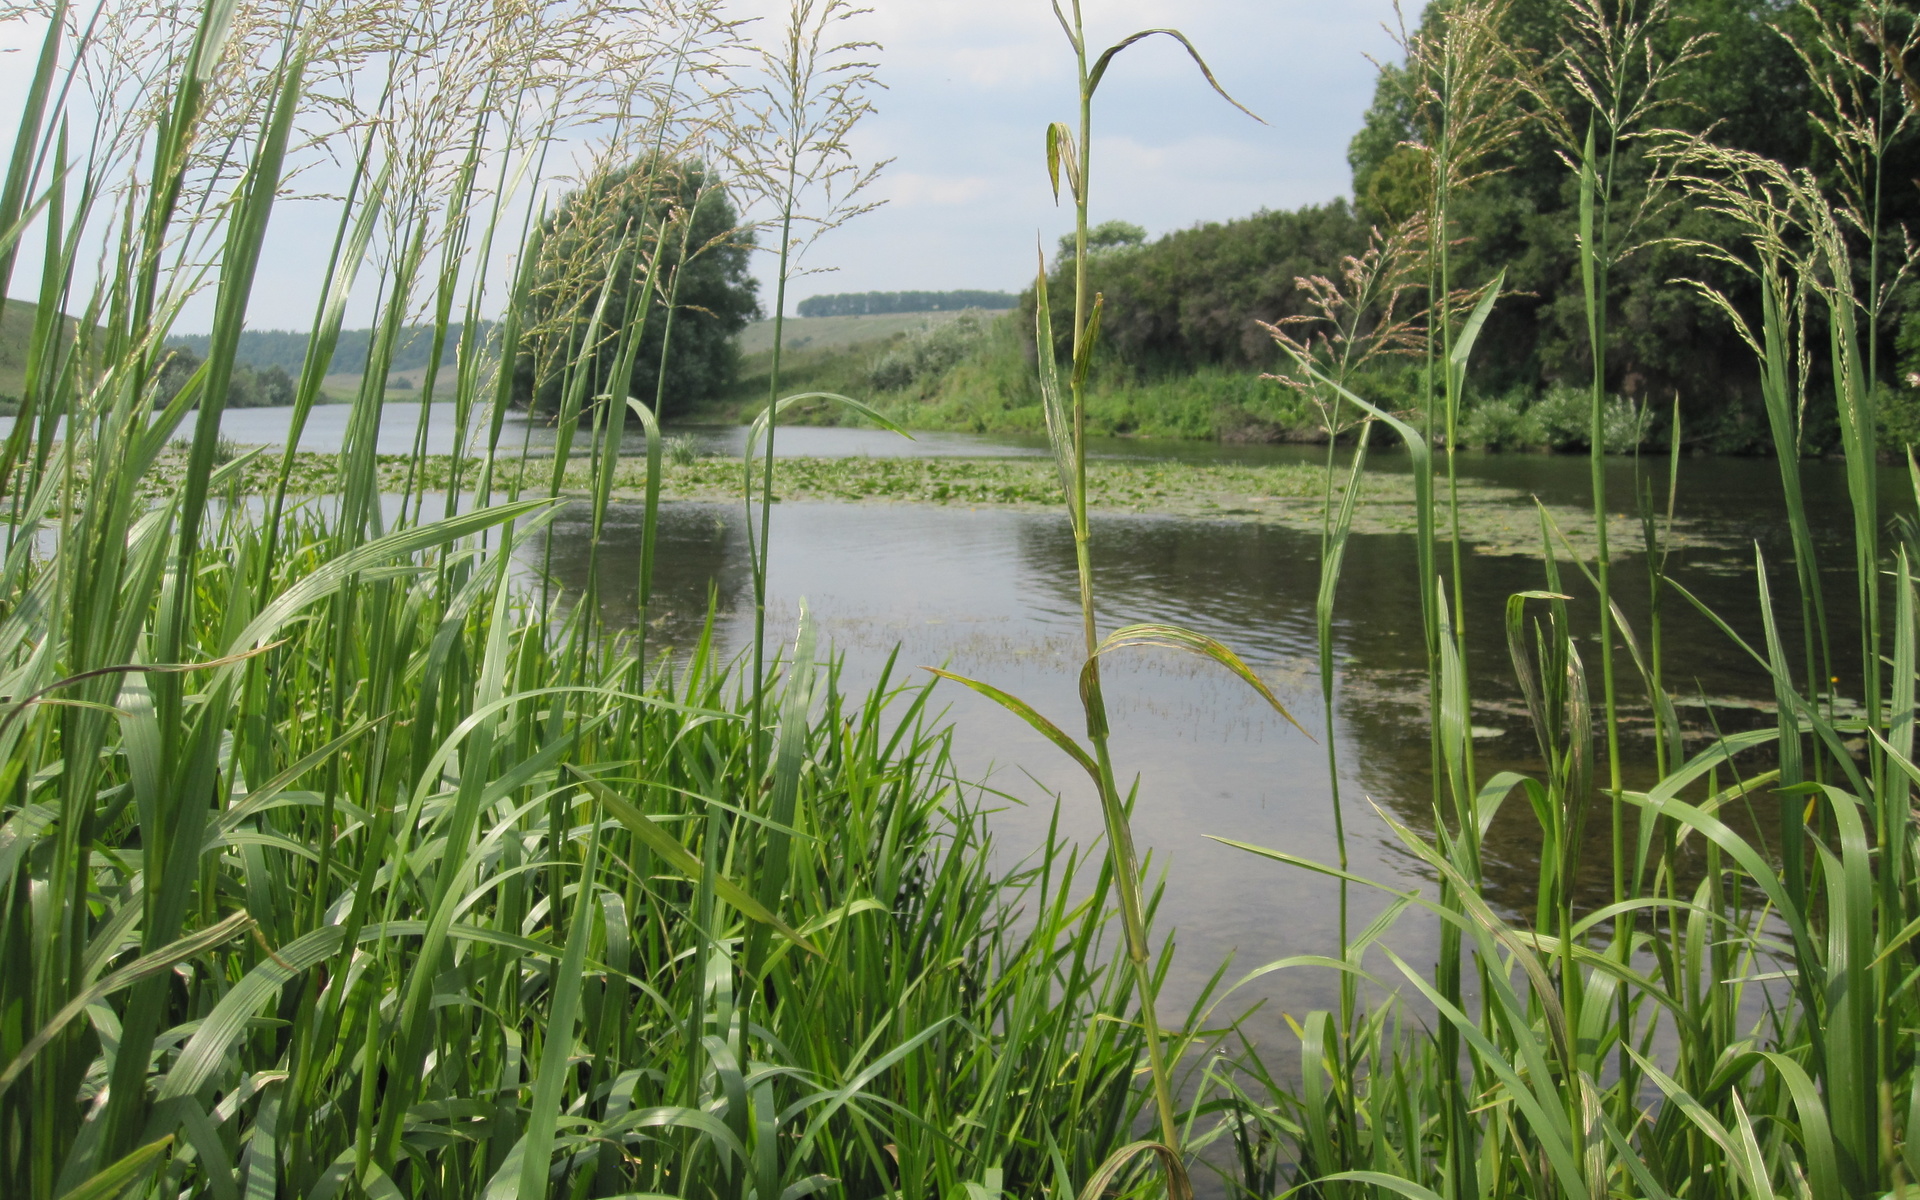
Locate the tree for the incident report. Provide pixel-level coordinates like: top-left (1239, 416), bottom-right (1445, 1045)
top-left (149, 347), bottom-right (296, 408)
top-left (797, 290), bottom-right (1017, 316)
top-left (1026, 203), bottom-right (1369, 374)
top-left (1345, 0), bottom-right (1920, 449)
top-left (1055, 219), bottom-right (1147, 264)
top-left (516, 158), bottom-right (758, 419)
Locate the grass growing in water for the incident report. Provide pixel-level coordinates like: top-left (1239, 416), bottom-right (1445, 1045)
top-left (1197, 3), bottom-right (1920, 1198)
top-left (0, 3), bottom-right (1164, 1198)
top-left (15, 0), bottom-right (1920, 1198)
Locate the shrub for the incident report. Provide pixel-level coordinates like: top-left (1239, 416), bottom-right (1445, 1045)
top-left (1530, 384), bottom-right (1593, 449)
top-left (1880, 382), bottom-right (1920, 456)
top-left (168, 435), bottom-right (241, 465)
top-left (1459, 386), bottom-right (1652, 454)
top-left (1458, 393), bottom-right (1543, 451)
top-left (867, 312), bottom-right (991, 394)
top-left (1602, 394), bottom-right (1654, 454)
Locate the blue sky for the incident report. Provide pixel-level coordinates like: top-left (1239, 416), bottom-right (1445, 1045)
top-left (0, 1), bottom-right (1407, 330)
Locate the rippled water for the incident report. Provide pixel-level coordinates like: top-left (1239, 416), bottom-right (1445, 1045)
top-left (524, 426), bottom-right (1908, 1051)
top-left (68, 401), bottom-right (1903, 1053)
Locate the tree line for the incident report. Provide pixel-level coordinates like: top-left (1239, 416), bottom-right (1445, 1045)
top-left (1026, 0), bottom-right (1920, 452)
top-left (165, 324), bottom-right (489, 377)
top-left (797, 290), bottom-right (1017, 317)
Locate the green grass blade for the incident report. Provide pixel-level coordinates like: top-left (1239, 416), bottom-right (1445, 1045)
top-left (923, 668), bottom-right (1099, 783)
top-left (567, 768), bottom-right (818, 956)
top-left (1086, 623), bottom-right (1309, 737)
top-left (53, 1136), bottom-right (174, 1200)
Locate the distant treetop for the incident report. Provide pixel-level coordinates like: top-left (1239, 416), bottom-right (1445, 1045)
top-left (797, 290), bottom-right (1017, 318)
top-left (166, 324), bottom-right (488, 375)
top-left (1055, 220), bottom-right (1147, 265)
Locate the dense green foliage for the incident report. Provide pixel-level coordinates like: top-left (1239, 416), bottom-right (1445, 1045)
top-left (516, 159), bottom-right (758, 419)
top-left (0, 5), bottom-right (1171, 1198)
top-left (1029, 202), bottom-right (1370, 375)
top-left (152, 345), bottom-right (297, 408)
top-left (858, 0), bottom-right (1907, 454)
top-left (24, 0), bottom-right (1920, 1197)
top-left (706, 313), bottom-right (1330, 441)
top-left (1052, 219), bottom-right (1147, 263)
top-left (1345, 0), bottom-right (1863, 447)
top-left (796, 289), bottom-right (1015, 316)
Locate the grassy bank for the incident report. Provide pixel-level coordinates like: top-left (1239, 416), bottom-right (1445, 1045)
top-left (705, 310), bottom-right (1709, 452)
top-left (707, 311), bottom-right (1338, 441)
top-left (0, 5), bottom-right (1178, 1198)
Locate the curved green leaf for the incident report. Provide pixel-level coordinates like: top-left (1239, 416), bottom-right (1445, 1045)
top-left (1446, 268), bottom-right (1505, 398)
top-left (1075, 1140), bottom-right (1192, 1200)
top-left (1, 911), bottom-right (252, 1095)
top-left (1085, 623), bottom-right (1309, 737)
top-left (923, 667), bottom-right (1099, 784)
top-left (1087, 29), bottom-right (1265, 126)
top-left (745, 390), bottom-right (912, 461)
top-left (55, 1135), bottom-right (174, 1200)
top-left (565, 766), bottom-right (818, 956)
top-left (1761, 1051), bottom-right (1842, 1200)
top-left (1295, 1172), bottom-right (1444, 1200)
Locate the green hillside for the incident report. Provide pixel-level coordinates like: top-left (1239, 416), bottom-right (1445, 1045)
top-left (734, 309), bottom-right (977, 356)
top-left (0, 299), bottom-right (49, 402)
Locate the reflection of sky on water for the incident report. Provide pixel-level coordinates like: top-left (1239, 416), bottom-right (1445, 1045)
top-left (527, 446), bottom-right (1883, 1064)
top-left (6, 398), bottom-right (1889, 1074)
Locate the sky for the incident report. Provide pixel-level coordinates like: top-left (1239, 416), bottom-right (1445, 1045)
top-left (0, 0), bottom-right (1408, 331)
top-left (792, 0), bottom-right (1404, 311)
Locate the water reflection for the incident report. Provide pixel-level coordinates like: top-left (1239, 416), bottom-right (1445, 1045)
top-left (520, 439), bottom-right (1901, 1064)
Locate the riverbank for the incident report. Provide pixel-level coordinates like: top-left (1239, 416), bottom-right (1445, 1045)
top-left (705, 310), bottom-right (1340, 442)
top-left (176, 446), bottom-right (1718, 558)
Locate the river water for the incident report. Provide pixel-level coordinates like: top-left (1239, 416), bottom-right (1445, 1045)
top-left (150, 403), bottom-right (1917, 1065)
top-left (528, 420), bottom-right (1903, 1059)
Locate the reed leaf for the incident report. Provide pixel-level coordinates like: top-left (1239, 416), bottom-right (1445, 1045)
top-left (1083, 623), bottom-right (1308, 737)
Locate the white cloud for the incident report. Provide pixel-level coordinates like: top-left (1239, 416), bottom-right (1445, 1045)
top-left (769, 0), bottom-right (1408, 308)
top-left (879, 172), bottom-right (1000, 207)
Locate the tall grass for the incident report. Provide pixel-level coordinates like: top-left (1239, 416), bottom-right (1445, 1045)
top-left (17, 1), bottom-right (1920, 1198)
top-left (0, 3), bottom-right (1159, 1198)
top-left (1202, 2), bottom-right (1920, 1198)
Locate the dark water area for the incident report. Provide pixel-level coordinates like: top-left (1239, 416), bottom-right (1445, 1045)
top-left (525, 430), bottom-right (1914, 1066)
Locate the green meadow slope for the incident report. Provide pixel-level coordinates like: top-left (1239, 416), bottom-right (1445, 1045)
top-left (0, 299), bottom-right (43, 401)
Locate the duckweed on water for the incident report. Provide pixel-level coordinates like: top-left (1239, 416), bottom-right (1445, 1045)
top-left (179, 447), bottom-right (1721, 558)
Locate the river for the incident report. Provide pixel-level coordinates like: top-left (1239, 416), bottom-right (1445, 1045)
top-left (127, 402), bottom-right (1916, 1069)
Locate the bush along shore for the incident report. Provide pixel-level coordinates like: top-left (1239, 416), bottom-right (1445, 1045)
top-left (713, 308), bottom-right (1920, 455)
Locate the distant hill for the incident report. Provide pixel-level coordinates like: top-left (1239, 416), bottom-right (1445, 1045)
top-left (796, 290), bottom-right (1015, 318)
top-left (0, 303), bottom-right (495, 405)
top-left (0, 299), bottom-right (89, 402)
top-left (0, 300), bottom-right (37, 400)
top-left (6, 305), bottom-right (989, 401)
top-left (734, 310), bottom-right (981, 357)
top-left (166, 323), bottom-right (494, 375)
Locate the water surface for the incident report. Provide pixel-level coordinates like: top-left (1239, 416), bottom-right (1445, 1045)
top-left (102, 404), bottom-right (1888, 1060)
top-left (526, 431), bottom-right (1902, 1060)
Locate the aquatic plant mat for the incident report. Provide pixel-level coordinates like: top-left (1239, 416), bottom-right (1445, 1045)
top-left (178, 448), bottom-right (1720, 558)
